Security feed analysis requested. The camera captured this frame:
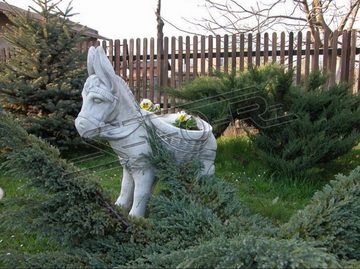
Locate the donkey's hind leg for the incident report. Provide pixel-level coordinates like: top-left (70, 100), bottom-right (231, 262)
top-left (115, 167), bottom-right (134, 210)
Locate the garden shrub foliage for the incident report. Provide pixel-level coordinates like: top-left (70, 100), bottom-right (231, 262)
top-left (168, 66), bottom-right (360, 178)
top-left (2, 113), bottom-right (358, 267)
top-left (252, 71), bottom-right (360, 178)
top-left (281, 166), bottom-right (360, 260)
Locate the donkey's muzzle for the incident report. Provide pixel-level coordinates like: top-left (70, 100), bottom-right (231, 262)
top-left (75, 116), bottom-right (100, 138)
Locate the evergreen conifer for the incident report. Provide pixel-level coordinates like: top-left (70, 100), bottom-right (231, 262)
top-left (0, 0), bottom-right (87, 150)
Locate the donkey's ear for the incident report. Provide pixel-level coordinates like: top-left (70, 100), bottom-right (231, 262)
top-left (93, 46), bottom-right (116, 89)
top-left (87, 46), bottom-right (96, 76)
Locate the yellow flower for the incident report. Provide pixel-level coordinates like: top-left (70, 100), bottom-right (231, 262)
top-left (140, 99), bottom-right (153, 111)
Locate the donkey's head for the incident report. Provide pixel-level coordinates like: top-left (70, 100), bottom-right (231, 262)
top-left (75, 46), bottom-right (120, 139)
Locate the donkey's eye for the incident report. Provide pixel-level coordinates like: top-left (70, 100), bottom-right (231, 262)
top-left (93, 98), bottom-right (103, 104)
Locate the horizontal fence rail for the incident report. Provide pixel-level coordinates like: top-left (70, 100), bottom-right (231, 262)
top-left (1, 30), bottom-right (359, 112)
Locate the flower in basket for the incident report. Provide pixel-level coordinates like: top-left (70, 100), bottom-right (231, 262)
top-left (140, 99), bottom-right (160, 113)
top-left (174, 111), bottom-right (199, 130)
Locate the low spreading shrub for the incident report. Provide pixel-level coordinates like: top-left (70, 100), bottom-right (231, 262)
top-left (125, 234), bottom-right (340, 269)
top-left (281, 166), bottom-right (360, 260)
top-left (0, 113), bottom-right (129, 244)
top-left (2, 113), bottom-right (359, 268)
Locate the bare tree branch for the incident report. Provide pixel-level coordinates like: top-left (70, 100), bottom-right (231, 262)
top-left (337, 0), bottom-right (360, 32)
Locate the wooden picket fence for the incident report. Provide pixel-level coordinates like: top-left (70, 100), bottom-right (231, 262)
top-left (1, 30), bottom-right (360, 111)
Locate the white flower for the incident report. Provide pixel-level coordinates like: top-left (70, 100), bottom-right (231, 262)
top-left (177, 111), bottom-right (191, 122)
top-left (153, 104), bottom-right (161, 112)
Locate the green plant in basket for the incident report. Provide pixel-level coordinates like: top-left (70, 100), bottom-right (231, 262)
top-left (173, 111), bottom-right (199, 130)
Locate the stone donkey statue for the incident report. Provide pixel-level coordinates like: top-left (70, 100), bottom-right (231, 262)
top-left (75, 46), bottom-right (217, 217)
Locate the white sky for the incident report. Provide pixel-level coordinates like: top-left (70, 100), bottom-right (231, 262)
top-left (6, 0), bottom-right (207, 39)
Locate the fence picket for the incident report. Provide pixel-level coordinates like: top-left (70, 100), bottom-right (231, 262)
top-left (224, 34), bottom-right (229, 73)
top-left (216, 35), bottom-right (221, 72)
top-left (135, 38), bottom-right (141, 100)
top-left (330, 31), bottom-right (338, 85)
top-left (240, 33), bottom-right (245, 71)
top-left (272, 32), bottom-right (277, 63)
top-left (264, 32), bottom-right (269, 64)
top-left (349, 30), bottom-right (357, 85)
top-left (122, 39), bottom-right (128, 79)
top-left (340, 30), bottom-right (349, 82)
top-left (312, 31), bottom-right (319, 72)
top-left (256, 32), bottom-right (261, 66)
top-left (170, 36), bottom-right (176, 112)
top-left (248, 33), bottom-right (253, 69)
top-left (200, 35), bottom-right (206, 75)
top-left (178, 36), bottom-right (183, 83)
top-left (193, 35), bottom-right (198, 77)
top-left (305, 31), bottom-right (311, 79)
top-left (128, 39), bottom-right (134, 90)
top-left (323, 31), bottom-right (329, 74)
top-left (185, 36), bottom-right (191, 81)
top-left (231, 34), bottom-right (237, 74)
top-left (156, 38), bottom-right (162, 104)
top-left (280, 32), bottom-right (285, 65)
top-left (296, 31), bottom-right (302, 85)
top-left (114, 39), bottom-right (120, 76)
top-left (149, 38), bottom-right (155, 101)
top-left (163, 37), bottom-right (169, 111)
top-left (288, 32), bottom-right (293, 69)
top-left (142, 38), bottom-right (148, 99)
top-left (208, 35), bottom-right (213, 75)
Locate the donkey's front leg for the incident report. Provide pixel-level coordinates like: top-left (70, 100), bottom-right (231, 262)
top-left (115, 167), bottom-right (134, 210)
top-left (129, 168), bottom-right (154, 217)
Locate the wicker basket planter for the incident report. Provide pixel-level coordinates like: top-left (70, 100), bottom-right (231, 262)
top-left (149, 113), bottom-right (213, 162)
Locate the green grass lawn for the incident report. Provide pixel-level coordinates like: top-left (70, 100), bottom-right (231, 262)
top-left (216, 136), bottom-right (360, 224)
top-left (1, 135), bottom-right (359, 257)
